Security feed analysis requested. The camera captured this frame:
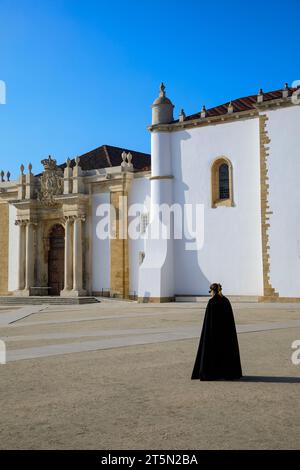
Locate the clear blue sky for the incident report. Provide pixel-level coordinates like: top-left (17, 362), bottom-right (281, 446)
top-left (1, 0), bottom-right (300, 178)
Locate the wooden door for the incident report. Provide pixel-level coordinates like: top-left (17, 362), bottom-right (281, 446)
top-left (48, 224), bottom-right (65, 296)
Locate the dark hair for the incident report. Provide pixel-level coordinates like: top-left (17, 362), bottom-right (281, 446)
top-left (209, 283), bottom-right (222, 295)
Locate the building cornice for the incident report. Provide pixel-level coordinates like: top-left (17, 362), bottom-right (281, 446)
top-left (148, 108), bottom-right (258, 133)
top-left (0, 183), bottom-right (18, 202)
top-left (148, 95), bottom-right (298, 133)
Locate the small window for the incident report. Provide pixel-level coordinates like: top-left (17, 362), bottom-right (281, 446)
top-left (219, 163), bottom-right (230, 199)
top-left (211, 157), bottom-right (234, 208)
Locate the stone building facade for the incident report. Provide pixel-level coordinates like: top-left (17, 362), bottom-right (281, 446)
top-left (0, 145), bottom-right (150, 299)
top-left (1, 84), bottom-right (300, 301)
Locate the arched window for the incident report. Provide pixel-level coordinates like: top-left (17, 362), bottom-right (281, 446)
top-left (219, 163), bottom-right (230, 199)
top-left (211, 157), bottom-right (234, 208)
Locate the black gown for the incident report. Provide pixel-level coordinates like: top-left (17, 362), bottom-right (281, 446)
top-left (191, 294), bottom-right (242, 380)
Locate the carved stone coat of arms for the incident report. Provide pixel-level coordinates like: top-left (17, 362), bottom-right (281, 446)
top-left (38, 156), bottom-right (63, 207)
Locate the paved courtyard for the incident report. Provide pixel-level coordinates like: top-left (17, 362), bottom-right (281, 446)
top-left (0, 299), bottom-right (300, 449)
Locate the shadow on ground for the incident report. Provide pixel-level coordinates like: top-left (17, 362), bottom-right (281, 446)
top-left (240, 375), bottom-right (300, 384)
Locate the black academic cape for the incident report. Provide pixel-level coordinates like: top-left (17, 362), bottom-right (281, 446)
top-left (191, 294), bottom-right (242, 381)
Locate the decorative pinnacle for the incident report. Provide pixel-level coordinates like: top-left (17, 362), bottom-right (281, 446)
top-left (121, 151), bottom-right (127, 167)
top-left (227, 101), bottom-right (234, 113)
top-left (28, 163), bottom-right (32, 174)
top-left (127, 152), bottom-right (133, 166)
top-left (66, 158), bottom-right (71, 168)
top-left (201, 105), bottom-right (207, 118)
top-left (75, 156), bottom-right (80, 166)
top-left (159, 82), bottom-right (166, 97)
top-left (179, 109), bottom-right (186, 122)
top-left (258, 88), bottom-right (263, 95)
top-left (20, 164), bottom-right (25, 174)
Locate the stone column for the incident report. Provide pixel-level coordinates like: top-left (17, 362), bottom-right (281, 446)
top-left (0, 202), bottom-right (9, 295)
top-left (63, 217), bottom-right (73, 291)
top-left (25, 222), bottom-right (35, 292)
top-left (72, 216), bottom-right (86, 296)
top-left (16, 221), bottom-right (26, 292)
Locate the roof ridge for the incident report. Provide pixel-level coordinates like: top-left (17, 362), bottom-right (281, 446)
top-left (103, 144), bottom-right (151, 157)
top-left (103, 145), bottom-right (112, 167)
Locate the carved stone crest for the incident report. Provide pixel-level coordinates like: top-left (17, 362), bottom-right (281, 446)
top-left (38, 156), bottom-right (63, 207)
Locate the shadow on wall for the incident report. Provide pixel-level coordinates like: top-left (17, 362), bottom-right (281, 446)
top-left (173, 130), bottom-right (211, 295)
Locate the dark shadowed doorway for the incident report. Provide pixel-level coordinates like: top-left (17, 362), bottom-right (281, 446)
top-left (48, 224), bottom-right (65, 296)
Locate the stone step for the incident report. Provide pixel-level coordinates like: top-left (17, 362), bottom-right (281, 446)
top-left (175, 295), bottom-right (259, 303)
top-left (0, 296), bottom-right (100, 305)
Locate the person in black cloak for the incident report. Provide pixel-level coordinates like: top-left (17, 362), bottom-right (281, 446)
top-left (191, 283), bottom-right (242, 381)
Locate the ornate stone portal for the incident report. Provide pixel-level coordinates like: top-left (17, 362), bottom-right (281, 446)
top-left (12, 156), bottom-right (89, 297)
top-left (0, 152), bottom-right (135, 298)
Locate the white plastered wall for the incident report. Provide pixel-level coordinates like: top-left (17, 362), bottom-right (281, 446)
top-left (92, 192), bottom-right (111, 293)
top-left (266, 105), bottom-right (300, 297)
top-left (128, 176), bottom-right (150, 296)
top-left (171, 117), bottom-right (263, 296)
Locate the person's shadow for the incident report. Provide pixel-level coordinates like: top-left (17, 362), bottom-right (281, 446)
top-left (240, 376), bottom-right (300, 384)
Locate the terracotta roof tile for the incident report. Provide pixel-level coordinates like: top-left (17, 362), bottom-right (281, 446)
top-left (182, 87), bottom-right (295, 122)
top-left (59, 144), bottom-right (151, 172)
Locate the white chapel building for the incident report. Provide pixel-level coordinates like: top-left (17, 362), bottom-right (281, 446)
top-left (0, 83), bottom-right (299, 302)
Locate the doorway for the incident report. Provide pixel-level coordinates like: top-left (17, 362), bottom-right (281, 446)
top-left (48, 224), bottom-right (65, 295)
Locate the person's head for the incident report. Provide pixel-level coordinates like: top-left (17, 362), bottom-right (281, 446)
top-left (209, 283), bottom-right (222, 297)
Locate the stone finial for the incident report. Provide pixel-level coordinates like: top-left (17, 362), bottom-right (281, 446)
top-left (127, 152), bottom-right (133, 168)
top-left (201, 105), bottom-right (207, 118)
top-left (227, 101), bottom-right (234, 114)
top-left (151, 82), bottom-right (174, 125)
top-left (282, 83), bottom-right (289, 98)
top-left (121, 151), bottom-right (127, 168)
top-left (64, 158), bottom-right (73, 194)
top-left (0, 170), bottom-right (4, 182)
top-left (18, 165), bottom-right (26, 200)
top-left (26, 162), bottom-right (35, 199)
top-left (72, 156), bottom-right (83, 193)
top-left (257, 88), bottom-right (264, 103)
top-left (179, 109), bottom-right (186, 122)
top-left (6, 171), bottom-right (10, 182)
top-left (159, 82), bottom-right (166, 97)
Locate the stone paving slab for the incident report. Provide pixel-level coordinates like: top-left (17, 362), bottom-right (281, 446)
top-left (7, 330), bottom-right (196, 362)
top-left (0, 305), bottom-right (49, 326)
top-left (5, 319), bottom-right (300, 362)
top-left (4, 319), bottom-right (300, 345)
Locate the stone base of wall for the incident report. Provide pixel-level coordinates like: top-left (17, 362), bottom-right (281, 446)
top-left (259, 296), bottom-right (300, 303)
top-left (138, 296), bottom-right (175, 303)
